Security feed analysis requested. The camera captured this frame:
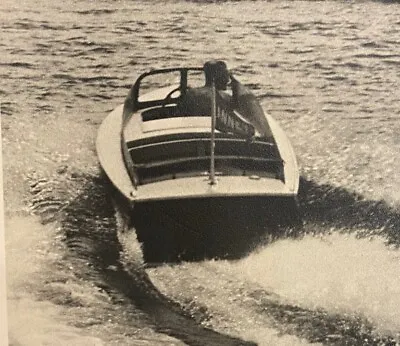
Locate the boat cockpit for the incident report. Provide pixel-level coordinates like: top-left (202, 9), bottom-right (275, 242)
top-left (121, 66), bottom-right (284, 186)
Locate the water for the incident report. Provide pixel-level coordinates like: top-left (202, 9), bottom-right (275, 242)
top-left (1, 0), bottom-right (400, 345)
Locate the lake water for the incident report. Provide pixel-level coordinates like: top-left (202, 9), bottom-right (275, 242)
top-left (1, 0), bottom-right (400, 345)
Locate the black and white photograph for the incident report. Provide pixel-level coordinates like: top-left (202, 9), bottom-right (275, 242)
top-left (1, 0), bottom-right (399, 345)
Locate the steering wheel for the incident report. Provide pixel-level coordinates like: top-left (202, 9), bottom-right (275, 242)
top-left (161, 87), bottom-right (182, 108)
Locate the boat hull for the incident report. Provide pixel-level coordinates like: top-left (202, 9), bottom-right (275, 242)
top-left (129, 195), bottom-right (300, 262)
top-left (97, 64), bottom-right (301, 262)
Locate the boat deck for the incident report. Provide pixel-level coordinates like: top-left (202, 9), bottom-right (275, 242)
top-left (123, 112), bottom-right (284, 186)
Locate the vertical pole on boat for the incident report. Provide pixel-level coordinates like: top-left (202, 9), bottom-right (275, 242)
top-left (210, 77), bottom-right (217, 185)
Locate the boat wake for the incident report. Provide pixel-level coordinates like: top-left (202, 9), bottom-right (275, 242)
top-left (26, 170), bottom-right (256, 346)
top-left (298, 177), bottom-right (400, 245)
top-left (25, 169), bottom-right (400, 345)
top-left (228, 234), bottom-right (400, 344)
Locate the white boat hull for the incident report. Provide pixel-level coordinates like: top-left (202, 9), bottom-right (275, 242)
top-left (96, 64), bottom-right (300, 261)
top-left (97, 104), bottom-right (299, 203)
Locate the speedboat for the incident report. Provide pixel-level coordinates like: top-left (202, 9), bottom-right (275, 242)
top-left (96, 61), bottom-right (300, 261)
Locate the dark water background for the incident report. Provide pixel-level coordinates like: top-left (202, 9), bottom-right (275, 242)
top-left (1, 0), bottom-right (400, 345)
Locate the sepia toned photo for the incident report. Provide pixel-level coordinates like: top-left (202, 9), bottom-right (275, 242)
top-left (1, 0), bottom-right (399, 345)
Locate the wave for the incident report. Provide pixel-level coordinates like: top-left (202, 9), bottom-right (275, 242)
top-left (298, 177), bottom-right (400, 245)
top-left (26, 171), bottom-right (257, 346)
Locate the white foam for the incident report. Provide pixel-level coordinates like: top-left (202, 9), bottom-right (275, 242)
top-left (233, 233), bottom-right (400, 336)
top-left (5, 216), bottom-right (105, 346)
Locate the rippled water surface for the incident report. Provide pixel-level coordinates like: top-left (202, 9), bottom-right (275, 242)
top-left (1, 0), bottom-right (400, 345)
